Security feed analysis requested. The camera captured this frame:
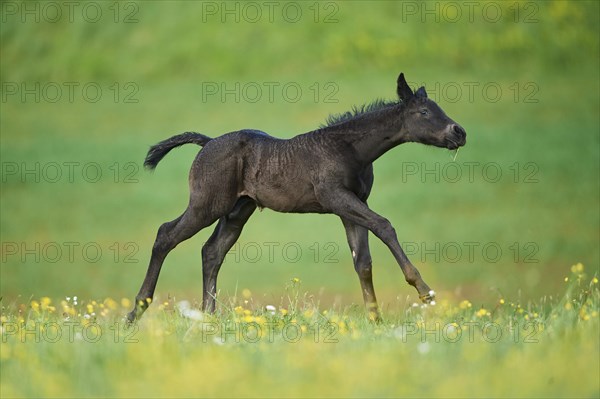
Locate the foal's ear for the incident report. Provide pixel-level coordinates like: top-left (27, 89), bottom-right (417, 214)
top-left (397, 72), bottom-right (414, 101)
top-left (415, 86), bottom-right (428, 98)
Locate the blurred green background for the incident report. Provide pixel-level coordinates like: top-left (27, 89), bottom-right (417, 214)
top-left (1, 0), bottom-right (598, 309)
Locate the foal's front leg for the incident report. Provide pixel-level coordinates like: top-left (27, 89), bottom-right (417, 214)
top-left (320, 188), bottom-right (435, 303)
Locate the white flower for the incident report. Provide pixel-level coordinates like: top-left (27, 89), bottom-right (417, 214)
top-left (183, 309), bottom-right (203, 321)
top-left (394, 326), bottom-right (408, 340)
top-left (446, 324), bottom-right (457, 335)
top-left (177, 300), bottom-right (191, 311)
top-left (417, 342), bottom-right (430, 354)
top-left (265, 305), bottom-right (276, 314)
top-left (177, 300), bottom-right (203, 321)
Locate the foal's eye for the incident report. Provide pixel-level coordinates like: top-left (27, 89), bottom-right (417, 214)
top-left (420, 109), bottom-right (429, 116)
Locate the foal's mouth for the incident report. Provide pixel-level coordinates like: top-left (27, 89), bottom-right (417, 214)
top-left (446, 138), bottom-right (465, 150)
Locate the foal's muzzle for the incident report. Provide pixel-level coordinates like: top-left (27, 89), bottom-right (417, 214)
top-left (446, 124), bottom-right (467, 149)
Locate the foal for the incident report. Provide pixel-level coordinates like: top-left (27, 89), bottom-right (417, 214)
top-left (127, 72), bottom-right (466, 322)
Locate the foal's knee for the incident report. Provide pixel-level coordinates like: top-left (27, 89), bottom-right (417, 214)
top-left (374, 219), bottom-right (396, 241)
top-left (355, 266), bottom-right (372, 280)
top-left (354, 257), bottom-right (373, 280)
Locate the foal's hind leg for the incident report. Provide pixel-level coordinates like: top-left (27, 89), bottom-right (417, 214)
top-left (127, 200), bottom-right (234, 323)
top-left (201, 197), bottom-right (257, 313)
top-left (341, 218), bottom-right (382, 323)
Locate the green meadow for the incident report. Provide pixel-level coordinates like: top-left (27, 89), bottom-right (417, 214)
top-left (1, 1), bottom-right (598, 397)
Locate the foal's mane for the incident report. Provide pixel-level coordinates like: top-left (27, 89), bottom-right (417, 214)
top-left (320, 98), bottom-right (401, 128)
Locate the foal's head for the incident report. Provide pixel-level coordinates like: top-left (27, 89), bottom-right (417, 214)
top-left (398, 73), bottom-right (466, 150)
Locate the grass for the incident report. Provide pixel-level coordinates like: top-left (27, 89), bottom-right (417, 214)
top-left (1, 265), bottom-right (598, 398)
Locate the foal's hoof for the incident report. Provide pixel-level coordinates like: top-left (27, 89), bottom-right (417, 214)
top-left (368, 311), bottom-right (383, 324)
top-left (419, 290), bottom-right (436, 304)
top-left (125, 312), bottom-right (137, 326)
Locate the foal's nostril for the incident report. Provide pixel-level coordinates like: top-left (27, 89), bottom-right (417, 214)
top-left (453, 124), bottom-right (466, 138)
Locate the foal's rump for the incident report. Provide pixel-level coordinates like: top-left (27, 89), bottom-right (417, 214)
top-left (185, 130), bottom-right (268, 204)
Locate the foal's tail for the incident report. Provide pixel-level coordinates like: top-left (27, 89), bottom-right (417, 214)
top-left (144, 132), bottom-right (212, 170)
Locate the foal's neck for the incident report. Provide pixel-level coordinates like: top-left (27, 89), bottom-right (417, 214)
top-left (321, 105), bottom-right (410, 164)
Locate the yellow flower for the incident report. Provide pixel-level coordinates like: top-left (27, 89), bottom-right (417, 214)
top-left (292, 277), bottom-right (300, 284)
top-left (592, 277), bottom-right (599, 284)
top-left (570, 263), bottom-right (584, 273)
top-left (105, 298), bottom-right (118, 310)
top-left (31, 300), bottom-right (40, 312)
top-left (234, 306), bottom-right (244, 315)
top-left (499, 299), bottom-right (505, 305)
top-left (459, 300), bottom-right (472, 309)
top-left (564, 277), bottom-right (569, 282)
top-left (476, 308), bottom-right (488, 318)
top-left (280, 308), bottom-right (288, 316)
top-left (40, 297), bottom-right (52, 310)
top-left (121, 298), bottom-right (131, 308)
top-left (242, 289), bottom-right (252, 299)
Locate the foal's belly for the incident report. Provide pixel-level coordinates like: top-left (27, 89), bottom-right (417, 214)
top-left (241, 182), bottom-right (326, 214)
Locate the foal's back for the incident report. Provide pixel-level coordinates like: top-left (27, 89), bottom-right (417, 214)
top-left (189, 129), bottom-right (327, 213)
